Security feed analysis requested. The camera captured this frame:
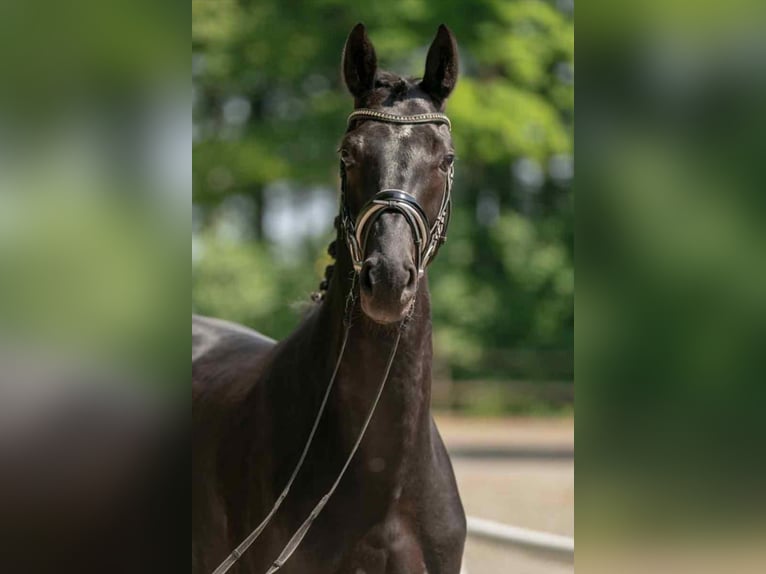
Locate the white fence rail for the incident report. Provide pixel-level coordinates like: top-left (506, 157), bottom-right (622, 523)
top-left (466, 516), bottom-right (574, 561)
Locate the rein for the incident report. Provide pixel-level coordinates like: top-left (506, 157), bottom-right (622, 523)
top-left (211, 108), bottom-right (452, 574)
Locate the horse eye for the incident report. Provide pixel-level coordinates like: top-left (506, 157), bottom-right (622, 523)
top-left (440, 154), bottom-right (455, 172)
top-left (340, 148), bottom-right (354, 166)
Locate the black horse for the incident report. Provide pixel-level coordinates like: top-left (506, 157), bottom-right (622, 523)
top-left (193, 24), bottom-right (465, 574)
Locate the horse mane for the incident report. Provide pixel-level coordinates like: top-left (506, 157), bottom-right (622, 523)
top-left (311, 217), bottom-right (340, 302)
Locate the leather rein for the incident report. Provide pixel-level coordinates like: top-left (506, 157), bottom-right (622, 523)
top-left (211, 109), bottom-right (453, 574)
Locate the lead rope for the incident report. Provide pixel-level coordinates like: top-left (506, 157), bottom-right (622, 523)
top-left (211, 276), bottom-right (358, 574)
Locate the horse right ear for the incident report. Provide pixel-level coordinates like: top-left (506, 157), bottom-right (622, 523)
top-left (342, 23), bottom-right (377, 99)
top-left (421, 25), bottom-right (459, 104)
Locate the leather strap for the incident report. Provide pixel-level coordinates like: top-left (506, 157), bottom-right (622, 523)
top-left (348, 109), bottom-right (451, 131)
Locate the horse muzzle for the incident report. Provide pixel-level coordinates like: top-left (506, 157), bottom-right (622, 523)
top-left (357, 210), bottom-right (419, 324)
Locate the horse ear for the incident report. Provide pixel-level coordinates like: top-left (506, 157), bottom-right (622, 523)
top-left (421, 25), bottom-right (459, 104)
top-left (342, 23), bottom-right (378, 99)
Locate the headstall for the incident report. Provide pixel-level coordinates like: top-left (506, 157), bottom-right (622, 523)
top-left (340, 108), bottom-right (454, 277)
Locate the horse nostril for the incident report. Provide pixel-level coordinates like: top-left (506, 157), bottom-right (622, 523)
top-left (360, 261), bottom-right (375, 294)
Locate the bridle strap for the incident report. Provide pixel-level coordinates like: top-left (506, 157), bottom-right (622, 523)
top-left (342, 166), bottom-right (453, 276)
top-left (354, 189), bottom-right (430, 273)
top-left (348, 108), bottom-right (451, 130)
top-left (341, 108), bottom-right (454, 277)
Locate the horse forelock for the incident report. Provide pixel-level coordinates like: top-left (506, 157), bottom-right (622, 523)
top-left (363, 71), bottom-right (436, 113)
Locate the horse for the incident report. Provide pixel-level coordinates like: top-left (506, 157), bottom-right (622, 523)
top-left (193, 23), bottom-right (466, 574)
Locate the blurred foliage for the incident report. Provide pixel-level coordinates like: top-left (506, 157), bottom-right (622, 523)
top-left (577, 0), bottom-right (766, 554)
top-left (192, 0), bottom-right (573, 382)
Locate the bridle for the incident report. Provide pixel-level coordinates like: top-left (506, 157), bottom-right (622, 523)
top-left (341, 108), bottom-right (454, 277)
top-left (211, 108), bottom-right (454, 574)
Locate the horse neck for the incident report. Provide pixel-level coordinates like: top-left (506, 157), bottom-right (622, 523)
top-left (315, 244), bottom-right (434, 463)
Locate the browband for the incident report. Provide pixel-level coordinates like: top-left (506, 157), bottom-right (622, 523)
top-left (348, 109), bottom-right (451, 131)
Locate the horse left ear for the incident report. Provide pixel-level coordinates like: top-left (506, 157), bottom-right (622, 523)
top-left (342, 23), bottom-right (378, 99)
top-left (420, 25), bottom-right (459, 104)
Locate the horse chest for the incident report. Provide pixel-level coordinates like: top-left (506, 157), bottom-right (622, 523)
top-left (341, 512), bottom-right (428, 574)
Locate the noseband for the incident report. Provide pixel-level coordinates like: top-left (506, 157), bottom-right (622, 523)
top-left (340, 109), bottom-right (454, 277)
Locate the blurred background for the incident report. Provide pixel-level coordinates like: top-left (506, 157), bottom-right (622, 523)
top-left (0, 2), bottom-right (187, 572)
top-left (192, 1), bottom-right (574, 571)
top-left (578, 1), bottom-right (766, 572)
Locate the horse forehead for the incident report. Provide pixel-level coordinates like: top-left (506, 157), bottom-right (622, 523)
top-left (376, 126), bottom-right (436, 184)
top-left (351, 123), bottom-right (435, 159)
top-left (385, 123), bottom-right (414, 145)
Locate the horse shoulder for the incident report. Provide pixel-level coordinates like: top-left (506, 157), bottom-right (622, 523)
top-left (192, 315), bottom-right (278, 571)
top-left (412, 417), bottom-right (467, 572)
top-left (192, 314), bottom-right (276, 398)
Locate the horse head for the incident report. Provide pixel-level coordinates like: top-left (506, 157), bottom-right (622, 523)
top-left (339, 23), bottom-right (459, 324)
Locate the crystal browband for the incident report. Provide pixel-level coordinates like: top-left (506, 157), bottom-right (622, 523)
top-left (347, 109), bottom-right (451, 131)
